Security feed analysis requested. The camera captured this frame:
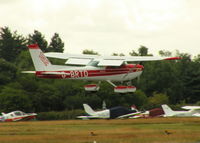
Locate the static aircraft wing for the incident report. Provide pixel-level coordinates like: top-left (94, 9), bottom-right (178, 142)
top-left (192, 113), bottom-right (200, 117)
top-left (181, 106), bottom-right (200, 110)
top-left (45, 52), bottom-right (181, 66)
top-left (77, 115), bottom-right (100, 119)
top-left (117, 112), bottom-right (141, 119)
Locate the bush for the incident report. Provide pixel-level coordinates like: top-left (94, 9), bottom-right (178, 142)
top-left (37, 109), bottom-right (85, 120)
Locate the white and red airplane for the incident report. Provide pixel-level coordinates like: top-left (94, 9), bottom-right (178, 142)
top-left (0, 111), bottom-right (37, 122)
top-left (23, 44), bottom-right (180, 93)
top-left (162, 104), bottom-right (200, 117)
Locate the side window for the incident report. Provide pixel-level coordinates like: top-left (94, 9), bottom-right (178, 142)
top-left (87, 61), bottom-right (99, 67)
top-left (14, 112), bottom-right (22, 116)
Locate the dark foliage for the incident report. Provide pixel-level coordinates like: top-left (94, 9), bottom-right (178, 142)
top-left (0, 27), bottom-right (199, 116)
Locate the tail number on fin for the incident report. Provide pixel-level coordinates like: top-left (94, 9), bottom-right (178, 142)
top-left (70, 70), bottom-right (88, 78)
top-left (39, 52), bottom-right (50, 66)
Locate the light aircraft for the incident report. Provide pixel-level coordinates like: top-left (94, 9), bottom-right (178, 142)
top-left (23, 44), bottom-right (180, 93)
top-left (77, 104), bottom-right (141, 119)
top-left (0, 111), bottom-right (37, 122)
top-left (130, 107), bottom-right (164, 118)
top-left (161, 104), bottom-right (200, 117)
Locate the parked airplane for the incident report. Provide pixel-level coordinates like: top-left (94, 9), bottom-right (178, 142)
top-left (23, 44), bottom-right (180, 93)
top-left (77, 104), bottom-right (141, 119)
top-left (161, 104), bottom-right (200, 117)
top-left (0, 111), bottom-right (37, 122)
top-left (130, 107), bottom-right (164, 118)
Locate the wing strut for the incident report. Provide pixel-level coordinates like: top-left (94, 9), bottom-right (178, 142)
top-left (107, 80), bottom-right (116, 87)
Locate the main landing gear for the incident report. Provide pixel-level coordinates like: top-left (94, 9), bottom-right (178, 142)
top-left (84, 84), bottom-right (100, 92)
top-left (84, 81), bottom-right (136, 93)
top-left (107, 80), bottom-right (136, 93)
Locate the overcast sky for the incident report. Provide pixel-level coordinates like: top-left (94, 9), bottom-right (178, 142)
top-left (1, 0), bottom-right (200, 57)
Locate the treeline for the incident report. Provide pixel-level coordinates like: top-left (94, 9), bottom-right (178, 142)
top-left (0, 27), bottom-right (200, 116)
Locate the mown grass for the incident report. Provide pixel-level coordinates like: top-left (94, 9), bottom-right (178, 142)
top-left (0, 118), bottom-right (199, 143)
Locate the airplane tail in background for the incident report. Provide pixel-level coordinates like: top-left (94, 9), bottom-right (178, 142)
top-left (83, 104), bottom-right (96, 116)
top-left (28, 44), bottom-right (53, 71)
top-left (161, 104), bottom-right (175, 117)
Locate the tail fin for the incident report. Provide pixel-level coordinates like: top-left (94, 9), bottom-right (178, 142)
top-left (83, 104), bottom-right (95, 115)
top-left (161, 104), bottom-right (174, 116)
top-left (28, 44), bottom-right (53, 71)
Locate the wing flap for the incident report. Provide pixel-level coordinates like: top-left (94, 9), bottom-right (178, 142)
top-left (98, 59), bottom-right (124, 66)
top-left (65, 58), bottom-right (92, 65)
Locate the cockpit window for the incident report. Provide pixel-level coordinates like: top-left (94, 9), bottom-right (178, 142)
top-left (14, 111), bottom-right (22, 116)
top-left (87, 61), bottom-right (99, 67)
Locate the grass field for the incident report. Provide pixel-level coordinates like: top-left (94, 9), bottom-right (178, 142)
top-left (0, 118), bottom-right (200, 143)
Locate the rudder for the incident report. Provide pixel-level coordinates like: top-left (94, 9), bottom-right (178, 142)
top-left (161, 104), bottom-right (174, 116)
top-left (83, 104), bottom-right (95, 115)
top-left (28, 44), bottom-right (52, 71)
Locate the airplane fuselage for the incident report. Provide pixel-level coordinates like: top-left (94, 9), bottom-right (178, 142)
top-left (35, 64), bottom-right (144, 81)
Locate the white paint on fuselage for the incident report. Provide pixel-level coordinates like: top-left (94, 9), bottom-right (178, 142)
top-left (92, 109), bottom-right (110, 118)
top-left (56, 65), bottom-right (143, 81)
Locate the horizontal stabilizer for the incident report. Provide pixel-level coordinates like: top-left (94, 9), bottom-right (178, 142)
top-left (83, 104), bottom-right (96, 115)
top-left (21, 71), bottom-right (36, 74)
top-left (161, 104), bottom-right (175, 117)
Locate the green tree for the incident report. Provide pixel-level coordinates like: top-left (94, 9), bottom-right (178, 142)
top-left (0, 27), bottom-right (27, 62)
top-left (138, 45), bottom-right (148, 56)
top-left (193, 54), bottom-right (200, 63)
top-left (112, 53), bottom-right (125, 56)
top-left (82, 49), bottom-right (99, 55)
top-left (28, 30), bottom-right (48, 52)
top-left (0, 58), bottom-right (17, 85)
top-left (146, 92), bottom-right (169, 109)
top-left (129, 50), bottom-right (138, 56)
top-left (159, 50), bottom-right (172, 57)
top-left (47, 33), bottom-right (64, 52)
top-left (0, 83), bottom-right (32, 112)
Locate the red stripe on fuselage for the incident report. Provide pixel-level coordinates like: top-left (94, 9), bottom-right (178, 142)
top-left (36, 65), bottom-right (143, 79)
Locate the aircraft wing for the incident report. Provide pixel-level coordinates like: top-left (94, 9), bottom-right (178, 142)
top-left (182, 106), bottom-right (200, 110)
top-left (45, 52), bottom-right (181, 66)
top-left (192, 113), bottom-right (200, 117)
top-left (77, 115), bottom-right (100, 119)
top-left (117, 112), bottom-right (141, 119)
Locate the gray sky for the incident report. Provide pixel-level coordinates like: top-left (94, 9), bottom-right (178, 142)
top-left (1, 0), bottom-right (200, 57)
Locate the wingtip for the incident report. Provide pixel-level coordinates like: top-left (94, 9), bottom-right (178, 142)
top-left (28, 44), bottom-right (39, 49)
top-left (164, 57), bottom-right (182, 60)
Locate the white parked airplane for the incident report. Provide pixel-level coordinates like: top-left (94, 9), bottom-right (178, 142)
top-left (23, 44), bottom-right (180, 93)
top-left (0, 111), bottom-right (37, 122)
top-left (77, 104), bottom-right (141, 119)
top-left (161, 104), bottom-right (200, 117)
